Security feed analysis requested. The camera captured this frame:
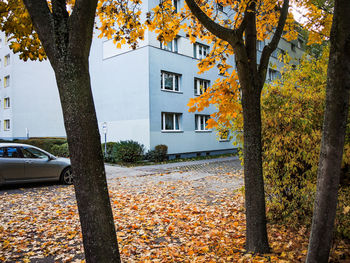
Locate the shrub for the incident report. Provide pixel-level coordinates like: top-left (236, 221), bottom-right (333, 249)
top-left (13, 137), bottom-right (67, 153)
top-left (233, 48), bottom-right (350, 239)
top-left (114, 140), bottom-right (144, 163)
top-left (101, 142), bottom-right (118, 163)
top-left (146, 145), bottom-right (168, 162)
top-left (50, 143), bottom-right (70, 157)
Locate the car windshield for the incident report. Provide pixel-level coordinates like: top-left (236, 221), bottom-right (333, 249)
top-left (22, 147), bottom-right (49, 159)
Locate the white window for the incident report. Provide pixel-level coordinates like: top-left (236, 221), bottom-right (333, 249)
top-left (161, 112), bottom-right (182, 131)
top-left (160, 38), bottom-right (178, 52)
top-left (4, 97), bottom-right (10, 109)
top-left (297, 39), bottom-right (304, 49)
top-left (173, 0), bottom-right (179, 13)
top-left (4, 54), bottom-right (10, 67)
top-left (4, 76), bottom-right (10, 88)
top-left (291, 43), bottom-right (296, 52)
top-left (195, 115), bottom-right (210, 131)
top-left (268, 69), bottom-right (279, 81)
top-left (257, 40), bottom-right (265, 52)
top-left (161, 71), bottom-right (181, 92)
top-left (194, 78), bottom-right (209, 96)
top-left (4, 119), bottom-right (10, 131)
top-left (217, 3), bottom-right (224, 12)
top-left (194, 43), bottom-right (209, 59)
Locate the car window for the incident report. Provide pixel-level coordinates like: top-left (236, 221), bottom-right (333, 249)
top-left (6, 147), bottom-right (22, 158)
top-left (0, 147), bottom-right (5, 157)
top-left (22, 147), bottom-right (48, 159)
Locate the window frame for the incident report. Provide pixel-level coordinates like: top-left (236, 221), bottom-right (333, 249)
top-left (160, 38), bottom-right (178, 53)
top-left (4, 54), bottom-right (10, 67)
top-left (161, 71), bottom-right (181, 92)
top-left (161, 112), bottom-right (182, 132)
top-left (195, 114), bottom-right (211, 132)
top-left (4, 97), bottom-right (10, 109)
top-left (194, 78), bottom-right (210, 96)
top-left (194, 43), bottom-right (209, 59)
top-left (4, 75), bottom-right (10, 88)
top-left (4, 119), bottom-right (10, 131)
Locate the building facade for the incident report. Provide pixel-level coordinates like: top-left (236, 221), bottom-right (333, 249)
top-left (0, 2), bottom-right (304, 156)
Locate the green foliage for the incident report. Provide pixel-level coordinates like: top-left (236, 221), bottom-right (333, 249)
top-left (259, 47), bottom-right (350, 239)
top-left (114, 140), bottom-right (145, 163)
top-left (50, 143), bottom-right (70, 158)
top-left (146, 144), bottom-right (168, 162)
top-left (101, 142), bottom-right (119, 163)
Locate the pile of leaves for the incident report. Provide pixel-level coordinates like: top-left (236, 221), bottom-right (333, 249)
top-left (0, 172), bottom-right (349, 262)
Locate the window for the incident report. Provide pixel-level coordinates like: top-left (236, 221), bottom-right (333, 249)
top-left (194, 78), bottom-right (209, 95)
top-left (194, 43), bottom-right (209, 59)
top-left (3, 147), bottom-right (21, 158)
top-left (278, 48), bottom-right (286, 59)
top-left (4, 119), bottom-right (10, 131)
top-left (172, 0), bottom-right (179, 13)
top-left (217, 64), bottom-right (225, 76)
top-left (161, 112), bottom-right (182, 131)
top-left (257, 40), bottom-right (264, 52)
top-left (268, 69), bottom-right (279, 81)
top-left (22, 147), bottom-right (49, 159)
top-left (161, 71), bottom-right (181, 92)
top-left (4, 97), bottom-right (10, 108)
top-left (297, 39), bottom-right (304, 49)
top-left (4, 75), bottom-right (10, 88)
top-left (160, 38), bottom-right (178, 52)
top-left (291, 43), bottom-right (296, 52)
top-left (219, 129), bottom-right (230, 141)
top-left (195, 115), bottom-right (210, 131)
top-left (217, 3), bottom-right (224, 12)
top-left (4, 54), bottom-right (10, 66)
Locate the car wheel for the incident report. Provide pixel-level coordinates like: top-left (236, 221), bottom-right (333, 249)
top-left (60, 167), bottom-right (73, 185)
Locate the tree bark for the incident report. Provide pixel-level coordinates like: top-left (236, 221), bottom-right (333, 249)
top-left (241, 82), bottom-right (269, 253)
top-left (306, 0), bottom-right (350, 262)
top-left (54, 58), bottom-right (121, 262)
top-left (22, 0), bottom-right (121, 262)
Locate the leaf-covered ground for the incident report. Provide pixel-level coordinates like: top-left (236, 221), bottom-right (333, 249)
top-left (0, 170), bottom-right (349, 262)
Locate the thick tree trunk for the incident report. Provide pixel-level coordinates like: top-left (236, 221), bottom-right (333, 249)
top-left (306, 0), bottom-right (350, 262)
top-left (241, 84), bottom-right (269, 253)
top-left (53, 57), bottom-right (121, 262)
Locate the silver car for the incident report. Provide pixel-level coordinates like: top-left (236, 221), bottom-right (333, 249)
top-left (0, 143), bottom-right (72, 186)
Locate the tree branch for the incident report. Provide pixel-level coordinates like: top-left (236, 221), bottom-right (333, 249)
top-left (69, 0), bottom-right (98, 58)
top-left (184, 0), bottom-right (234, 43)
top-left (258, 0), bottom-right (289, 86)
top-left (22, 0), bottom-right (55, 60)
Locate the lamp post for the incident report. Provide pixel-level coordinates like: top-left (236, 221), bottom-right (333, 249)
top-left (102, 122), bottom-right (107, 156)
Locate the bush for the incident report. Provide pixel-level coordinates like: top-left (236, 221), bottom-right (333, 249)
top-left (146, 144), bottom-right (168, 162)
top-left (233, 48), bottom-right (350, 239)
top-left (13, 137), bottom-right (67, 153)
top-left (114, 140), bottom-right (144, 163)
top-left (50, 143), bottom-right (69, 157)
top-left (101, 142), bottom-right (118, 163)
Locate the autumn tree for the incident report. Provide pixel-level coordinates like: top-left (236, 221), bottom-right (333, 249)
top-left (306, 0), bottom-right (350, 261)
top-left (0, 0), bottom-right (144, 261)
top-left (168, 0), bottom-right (296, 253)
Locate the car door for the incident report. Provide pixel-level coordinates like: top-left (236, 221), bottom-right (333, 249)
top-left (21, 146), bottom-right (59, 179)
top-left (0, 146), bottom-right (25, 182)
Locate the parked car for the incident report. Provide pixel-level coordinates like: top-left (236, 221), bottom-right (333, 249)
top-left (0, 143), bottom-right (72, 186)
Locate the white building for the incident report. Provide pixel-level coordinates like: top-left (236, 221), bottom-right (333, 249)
top-left (0, 2), bottom-right (304, 157)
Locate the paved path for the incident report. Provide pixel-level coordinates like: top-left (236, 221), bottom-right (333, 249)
top-left (105, 156), bottom-right (241, 179)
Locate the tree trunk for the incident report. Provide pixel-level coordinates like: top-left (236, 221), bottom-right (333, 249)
top-left (306, 0), bottom-right (350, 262)
top-left (53, 57), bottom-right (121, 262)
top-left (241, 83), bottom-right (270, 253)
